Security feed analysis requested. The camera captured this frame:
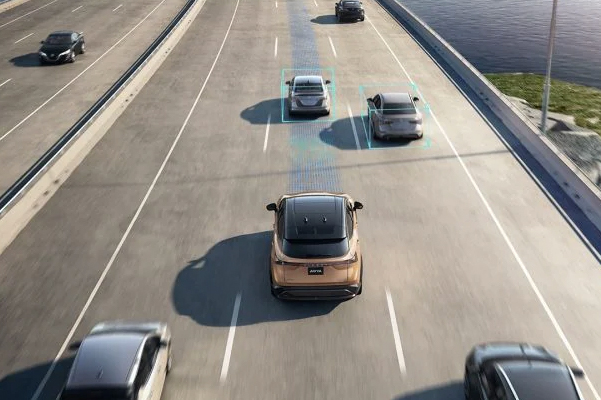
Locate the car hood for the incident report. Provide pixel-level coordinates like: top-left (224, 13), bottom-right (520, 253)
top-left (39, 45), bottom-right (71, 54)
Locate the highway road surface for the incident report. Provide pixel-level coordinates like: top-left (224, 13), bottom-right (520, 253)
top-left (0, 0), bottom-right (188, 194)
top-left (1, 0), bottom-right (601, 399)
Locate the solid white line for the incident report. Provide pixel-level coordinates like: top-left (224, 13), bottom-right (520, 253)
top-left (71, 5), bottom-right (82, 12)
top-left (275, 0), bottom-right (277, 8)
top-left (274, 36), bottom-right (278, 58)
top-left (112, 4), bottom-right (122, 11)
top-left (385, 288), bottom-right (407, 376)
top-left (0, 0), bottom-right (166, 144)
top-left (0, 78), bottom-right (11, 88)
top-left (328, 36), bottom-right (337, 58)
top-left (14, 32), bottom-right (34, 44)
top-left (346, 102), bottom-right (361, 150)
top-left (220, 292), bottom-right (242, 384)
top-left (0, 0), bottom-right (60, 29)
top-left (368, 14), bottom-right (601, 400)
top-left (28, 0), bottom-right (240, 398)
top-left (263, 113), bottom-right (271, 153)
top-left (314, 0), bottom-right (318, 6)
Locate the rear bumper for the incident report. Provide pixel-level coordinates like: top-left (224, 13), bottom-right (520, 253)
top-left (374, 125), bottom-right (423, 139)
top-left (290, 102), bottom-right (329, 115)
top-left (271, 283), bottom-right (361, 300)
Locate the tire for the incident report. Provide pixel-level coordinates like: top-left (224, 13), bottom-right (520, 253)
top-left (371, 121), bottom-right (379, 141)
top-left (69, 50), bottom-right (75, 63)
top-left (80, 42), bottom-right (86, 54)
top-left (360, 16), bottom-right (365, 21)
top-left (166, 345), bottom-right (173, 374)
top-left (357, 258), bottom-right (363, 295)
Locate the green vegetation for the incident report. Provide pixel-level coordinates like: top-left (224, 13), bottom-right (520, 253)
top-left (484, 73), bottom-right (601, 136)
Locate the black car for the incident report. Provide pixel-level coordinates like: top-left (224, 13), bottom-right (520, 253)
top-left (39, 30), bottom-right (85, 64)
top-left (334, 0), bottom-right (364, 22)
top-left (464, 342), bottom-right (585, 400)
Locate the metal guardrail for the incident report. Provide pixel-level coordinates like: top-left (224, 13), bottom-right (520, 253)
top-left (0, 0), bottom-right (197, 215)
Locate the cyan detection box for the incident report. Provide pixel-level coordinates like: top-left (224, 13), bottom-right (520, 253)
top-left (359, 83), bottom-right (432, 149)
top-left (280, 67), bottom-right (337, 123)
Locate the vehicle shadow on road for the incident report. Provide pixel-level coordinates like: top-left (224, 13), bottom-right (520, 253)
top-left (319, 116), bottom-right (418, 150)
top-left (172, 231), bottom-right (340, 327)
top-left (240, 98), bottom-right (326, 125)
top-left (9, 53), bottom-right (43, 67)
top-left (0, 357), bottom-right (74, 400)
top-left (310, 15), bottom-right (339, 25)
top-left (393, 381), bottom-right (463, 400)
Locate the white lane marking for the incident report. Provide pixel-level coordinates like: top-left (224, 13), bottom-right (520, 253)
top-left (346, 102), bottom-right (361, 150)
top-left (274, 36), bottom-right (278, 58)
top-left (368, 14), bottom-right (601, 400)
top-left (220, 292), bottom-right (242, 384)
top-left (0, 78), bottom-right (11, 88)
top-left (263, 113), bottom-right (271, 153)
top-left (28, 0), bottom-right (240, 398)
top-left (275, 0), bottom-right (277, 8)
top-left (385, 288), bottom-right (407, 376)
top-left (71, 5), bottom-right (82, 12)
top-left (314, 0), bottom-right (318, 6)
top-left (0, 0), bottom-right (166, 144)
top-left (0, 0), bottom-right (60, 29)
top-left (112, 4), bottom-right (122, 11)
top-left (14, 32), bottom-right (34, 44)
top-left (328, 35), bottom-right (337, 58)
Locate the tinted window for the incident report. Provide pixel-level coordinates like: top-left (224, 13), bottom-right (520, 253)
top-left (282, 238), bottom-right (349, 258)
top-left (383, 102), bottom-right (416, 115)
top-left (293, 79), bottom-right (323, 93)
top-left (45, 34), bottom-right (72, 44)
top-left (505, 364), bottom-right (579, 400)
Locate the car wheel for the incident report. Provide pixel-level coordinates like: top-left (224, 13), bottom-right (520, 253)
top-left (371, 122), bottom-right (379, 141)
top-left (357, 258), bottom-right (363, 295)
top-left (167, 349), bottom-right (173, 374)
top-left (361, 16), bottom-right (365, 21)
top-left (70, 50), bottom-right (76, 63)
top-left (463, 369), bottom-right (472, 399)
top-left (80, 42), bottom-right (86, 54)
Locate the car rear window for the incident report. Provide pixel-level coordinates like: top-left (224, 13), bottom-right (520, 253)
top-left (383, 102), bottom-right (416, 115)
top-left (294, 80), bottom-right (323, 93)
top-left (343, 1), bottom-right (361, 7)
top-left (282, 238), bottom-right (350, 258)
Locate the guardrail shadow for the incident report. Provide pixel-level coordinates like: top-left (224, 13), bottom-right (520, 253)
top-left (172, 231), bottom-right (340, 327)
top-left (393, 381), bottom-right (463, 400)
top-left (0, 357), bottom-right (74, 400)
top-left (9, 53), bottom-right (44, 68)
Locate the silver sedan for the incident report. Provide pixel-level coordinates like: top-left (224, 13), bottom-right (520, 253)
top-left (367, 92), bottom-right (423, 139)
top-left (286, 75), bottom-right (331, 116)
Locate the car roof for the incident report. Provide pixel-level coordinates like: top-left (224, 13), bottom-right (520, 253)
top-left (498, 360), bottom-right (579, 400)
top-left (49, 30), bottom-right (76, 36)
top-left (380, 92), bottom-right (412, 104)
top-left (283, 195), bottom-right (347, 240)
top-left (66, 332), bottom-right (145, 390)
top-left (293, 75), bottom-right (323, 84)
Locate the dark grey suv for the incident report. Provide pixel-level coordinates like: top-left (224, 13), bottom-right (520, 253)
top-left (59, 321), bottom-right (172, 400)
top-left (334, 0), bottom-right (365, 22)
top-left (464, 342), bottom-right (585, 400)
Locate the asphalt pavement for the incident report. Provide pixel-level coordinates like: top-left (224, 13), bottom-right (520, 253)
top-left (1, 0), bottom-right (601, 399)
top-left (0, 0), bottom-right (189, 193)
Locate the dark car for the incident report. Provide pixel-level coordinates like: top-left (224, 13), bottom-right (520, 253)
top-left (266, 191), bottom-right (364, 300)
top-left (464, 342), bottom-right (585, 400)
top-left (334, 0), bottom-right (364, 22)
top-left (39, 30), bottom-right (85, 64)
top-left (59, 321), bottom-right (172, 400)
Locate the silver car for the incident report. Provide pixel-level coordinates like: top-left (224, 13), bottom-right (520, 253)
top-left (59, 321), bottom-right (172, 400)
top-left (286, 75), bottom-right (331, 116)
top-left (366, 92), bottom-right (423, 139)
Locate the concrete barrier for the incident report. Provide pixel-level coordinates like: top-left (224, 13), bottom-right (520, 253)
top-left (0, 0), bottom-right (207, 255)
top-left (378, 0), bottom-right (601, 232)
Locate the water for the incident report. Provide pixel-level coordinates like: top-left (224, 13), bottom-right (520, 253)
top-left (398, 0), bottom-right (601, 89)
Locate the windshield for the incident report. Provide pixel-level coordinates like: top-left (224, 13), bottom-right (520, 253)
top-left (45, 35), bottom-right (72, 45)
top-left (383, 102), bottom-right (416, 115)
top-left (282, 238), bottom-right (349, 258)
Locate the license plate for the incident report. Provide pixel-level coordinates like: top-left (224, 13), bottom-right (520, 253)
top-left (308, 266), bottom-right (324, 275)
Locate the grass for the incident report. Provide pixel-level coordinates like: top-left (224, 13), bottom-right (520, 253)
top-left (484, 72), bottom-right (601, 136)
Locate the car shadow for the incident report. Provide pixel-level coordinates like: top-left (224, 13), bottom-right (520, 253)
top-left (172, 231), bottom-right (341, 327)
top-left (310, 15), bottom-right (339, 25)
top-left (240, 98), bottom-right (327, 125)
top-left (319, 116), bottom-right (420, 150)
top-left (9, 53), bottom-right (45, 67)
top-left (0, 357), bottom-right (74, 400)
top-left (393, 381), bottom-right (463, 400)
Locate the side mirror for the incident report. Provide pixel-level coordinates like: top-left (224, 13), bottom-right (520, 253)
top-left (68, 341), bottom-right (82, 351)
top-left (571, 367), bottom-right (585, 378)
top-left (285, 80), bottom-right (290, 85)
top-left (266, 203), bottom-right (277, 211)
top-left (353, 201), bottom-right (363, 210)
top-left (325, 80), bottom-right (331, 84)
top-left (413, 97), bottom-right (419, 102)
top-left (366, 97), bottom-right (373, 102)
